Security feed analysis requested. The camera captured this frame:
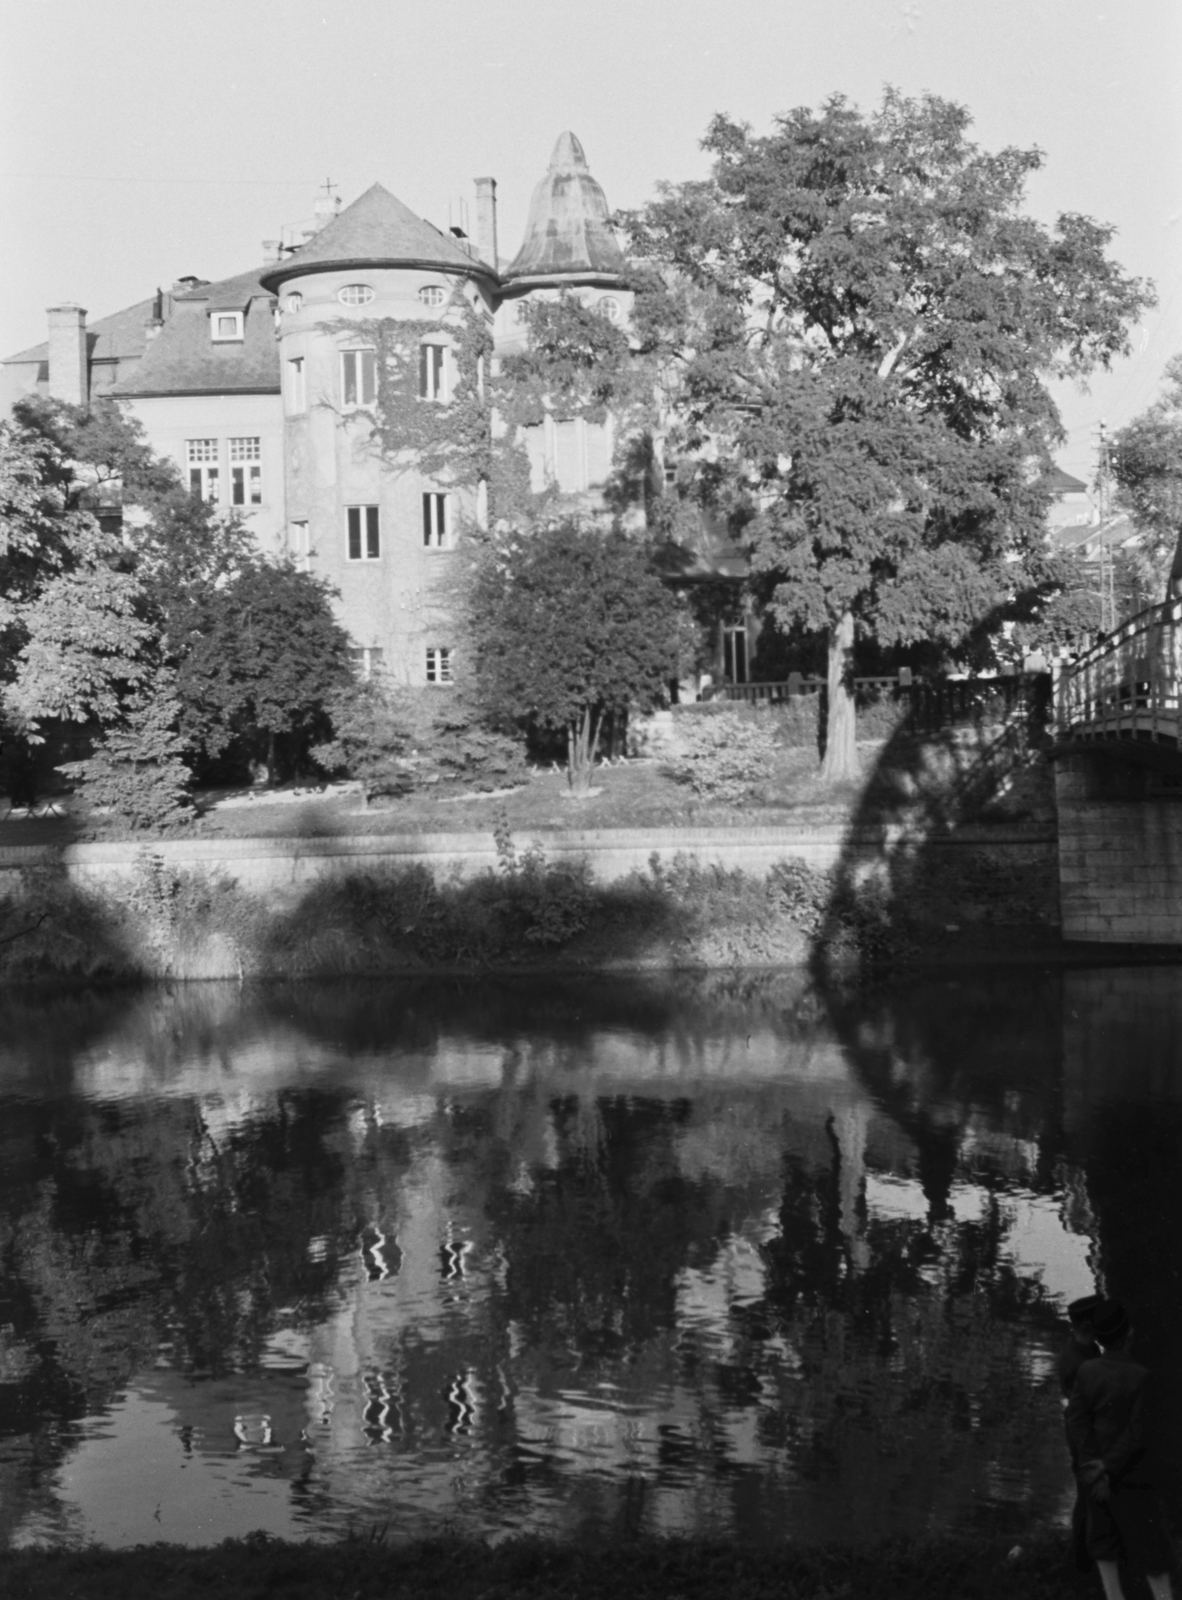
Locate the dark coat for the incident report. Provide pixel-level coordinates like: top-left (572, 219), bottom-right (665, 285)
top-left (1059, 1334), bottom-right (1101, 1402)
top-left (1065, 1350), bottom-right (1156, 1487)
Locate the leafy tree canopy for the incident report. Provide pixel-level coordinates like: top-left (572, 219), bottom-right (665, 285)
top-left (465, 521), bottom-right (688, 792)
top-left (1112, 354), bottom-right (1182, 600)
top-left (620, 90), bottom-right (1153, 776)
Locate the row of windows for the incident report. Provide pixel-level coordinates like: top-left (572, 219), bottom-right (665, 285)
top-left (285, 345), bottom-right (451, 413)
top-left (284, 284), bottom-right (449, 315)
top-left (348, 646), bottom-right (453, 683)
top-left (342, 496), bottom-right (452, 559)
top-left (186, 437), bottom-right (263, 505)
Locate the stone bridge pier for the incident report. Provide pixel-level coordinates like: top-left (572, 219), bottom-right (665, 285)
top-left (1055, 596), bottom-right (1182, 944)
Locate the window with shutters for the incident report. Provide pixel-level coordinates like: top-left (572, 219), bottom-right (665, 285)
top-left (422, 492), bottom-right (450, 548)
top-left (346, 505), bottom-right (381, 561)
top-left (341, 348), bottom-right (376, 408)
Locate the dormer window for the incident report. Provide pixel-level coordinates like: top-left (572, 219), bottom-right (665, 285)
top-left (211, 311), bottom-right (244, 342)
top-left (418, 285), bottom-right (446, 309)
top-left (338, 284), bottom-right (375, 307)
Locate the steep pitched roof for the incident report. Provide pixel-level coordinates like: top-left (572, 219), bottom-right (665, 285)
top-left (1048, 466), bottom-right (1088, 494)
top-left (259, 183), bottom-right (493, 292)
top-left (111, 268), bottom-right (279, 397)
top-left (3, 297), bottom-right (158, 368)
top-left (504, 132), bottom-right (627, 285)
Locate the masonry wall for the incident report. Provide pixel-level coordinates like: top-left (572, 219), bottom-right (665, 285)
top-left (1056, 754), bottom-right (1182, 943)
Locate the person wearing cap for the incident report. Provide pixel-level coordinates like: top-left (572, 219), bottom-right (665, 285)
top-left (1065, 1300), bottom-right (1174, 1600)
top-left (1060, 1294), bottom-right (1103, 1572)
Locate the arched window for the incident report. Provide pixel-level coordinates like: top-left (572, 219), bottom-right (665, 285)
top-left (418, 285), bottom-right (446, 308)
top-left (338, 284), bottom-right (375, 307)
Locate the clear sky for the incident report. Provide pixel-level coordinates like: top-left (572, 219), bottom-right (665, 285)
top-left (2, 0), bottom-right (1179, 481)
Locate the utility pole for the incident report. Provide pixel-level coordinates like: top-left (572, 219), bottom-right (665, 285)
top-left (1096, 419), bottom-right (1116, 633)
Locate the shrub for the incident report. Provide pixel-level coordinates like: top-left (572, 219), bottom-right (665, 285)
top-left (662, 712), bottom-right (780, 803)
top-left (57, 679), bottom-right (192, 831)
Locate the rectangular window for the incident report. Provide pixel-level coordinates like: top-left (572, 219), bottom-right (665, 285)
top-left (211, 311), bottom-right (244, 342)
top-left (425, 646), bottom-right (452, 684)
top-left (422, 491), bottom-right (450, 547)
top-left (346, 505), bottom-right (380, 561)
top-left (290, 519), bottom-right (310, 571)
top-left (186, 438), bottom-right (219, 502)
top-left (341, 349), bottom-right (376, 407)
top-left (348, 647), bottom-right (385, 680)
top-left (229, 437), bottom-right (262, 506)
top-left (419, 343), bottom-right (446, 401)
top-left (288, 357), bottom-right (306, 413)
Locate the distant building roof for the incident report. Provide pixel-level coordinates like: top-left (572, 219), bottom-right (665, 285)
top-left (111, 268), bottom-right (279, 397)
top-left (259, 183), bottom-right (494, 293)
top-left (1048, 465), bottom-right (1088, 495)
top-left (1052, 513), bottom-right (1136, 554)
top-left (3, 296), bottom-right (158, 368)
top-left (503, 132), bottom-right (627, 286)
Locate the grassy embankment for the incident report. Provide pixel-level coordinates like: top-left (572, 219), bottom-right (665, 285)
top-left (0, 1533), bottom-right (1113, 1600)
top-left (0, 709), bottom-right (1060, 982)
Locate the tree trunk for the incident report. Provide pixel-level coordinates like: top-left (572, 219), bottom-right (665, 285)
top-left (266, 730), bottom-right (278, 787)
top-left (567, 707), bottom-right (603, 795)
top-left (820, 611), bottom-right (859, 783)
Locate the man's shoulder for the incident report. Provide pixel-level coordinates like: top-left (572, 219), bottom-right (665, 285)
top-left (1078, 1353), bottom-right (1148, 1393)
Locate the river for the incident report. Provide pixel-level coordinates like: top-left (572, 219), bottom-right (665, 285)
top-left (0, 965), bottom-right (1178, 1549)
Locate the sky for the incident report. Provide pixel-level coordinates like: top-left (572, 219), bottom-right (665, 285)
top-left (2, 0), bottom-right (1180, 482)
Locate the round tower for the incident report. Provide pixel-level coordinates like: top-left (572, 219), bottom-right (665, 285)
top-left (261, 184), bottom-right (498, 686)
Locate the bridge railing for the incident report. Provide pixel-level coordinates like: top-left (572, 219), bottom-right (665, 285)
top-left (1058, 597), bottom-right (1182, 746)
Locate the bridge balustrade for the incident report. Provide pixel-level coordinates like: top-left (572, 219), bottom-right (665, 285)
top-left (1058, 598), bottom-right (1182, 750)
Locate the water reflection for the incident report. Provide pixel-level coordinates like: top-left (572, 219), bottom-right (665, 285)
top-left (0, 967), bottom-right (1176, 1549)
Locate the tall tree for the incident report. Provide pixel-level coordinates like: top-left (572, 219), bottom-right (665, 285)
top-left (1111, 354), bottom-right (1182, 602)
top-left (465, 521), bottom-right (687, 793)
top-left (623, 91), bottom-right (1152, 778)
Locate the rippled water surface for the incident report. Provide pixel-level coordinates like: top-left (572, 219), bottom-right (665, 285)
top-left (1, 966), bottom-right (1180, 1549)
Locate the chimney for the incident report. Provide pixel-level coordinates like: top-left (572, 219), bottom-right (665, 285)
top-left (474, 177), bottom-right (498, 271)
top-left (47, 305), bottom-right (88, 406)
top-left (262, 239), bottom-right (282, 265)
top-left (144, 287), bottom-right (165, 342)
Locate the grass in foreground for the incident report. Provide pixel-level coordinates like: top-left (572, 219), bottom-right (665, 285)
top-left (0, 1533), bottom-right (1112, 1600)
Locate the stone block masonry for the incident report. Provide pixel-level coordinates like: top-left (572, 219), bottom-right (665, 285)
top-left (1055, 753), bottom-right (1182, 943)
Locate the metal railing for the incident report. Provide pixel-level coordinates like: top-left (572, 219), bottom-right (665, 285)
top-left (1058, 598), bottom-right (1182, 748)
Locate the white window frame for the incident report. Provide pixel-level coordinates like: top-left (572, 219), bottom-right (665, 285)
top-left (287, 356), bottom-right (306, 414)
top-left (418, 284), bottom-right (446, 309)
top-left (210, 311), bottom-right (244, 342)
top-left (341, 348), bottom-right (377, 409)
top-left (348, 646), bottom-right (385, 680)
top-left (422, 491), bottom-right (451, 548)
top-left (186, 438), bottom-right (220, 502)
top-left (596, 296), bottom-right (621, 322)
top-left (425, 646), bottom-right (453, 685)
top-left (346, 505), bottom-right (381, 562)
top-left (290, 519), bottom-right (310, 571)
top-left (229, 437), bottom-right (262, 506)
top-left (338, 284), bottom-right (375, 307)
top-left (419, 342), bottom-right (448, 403)
top-left (285, 292), bottom-right (303, 314)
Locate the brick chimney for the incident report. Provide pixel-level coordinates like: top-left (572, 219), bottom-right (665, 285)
top-left (47, 304), bottom-right (88, 405)
top-left (474, 177), bottom-right (498, 271)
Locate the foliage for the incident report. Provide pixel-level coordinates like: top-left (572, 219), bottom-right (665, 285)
top-left (465, 521), bottom-right (688, 792)
top-left (497, 292), bottom-right (642, 429)
top-left (312, 676), bottom-right (418, 799)
top-left (1111, 353), bottom-right (1182, 601)
top-left (170, 559), bottom-right (353, 781)
top-left (621, 89), bottom-right (1153, 778)
top-left (57, 674), bottom-right (192, 830)
top-left (663, 709), bottom-right (780, 801)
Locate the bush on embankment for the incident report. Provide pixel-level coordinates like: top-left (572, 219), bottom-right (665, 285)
top-left (0, 825), bottom-right (1057, 985)
top-left (0, 1531), bottom-right (1109, 1600)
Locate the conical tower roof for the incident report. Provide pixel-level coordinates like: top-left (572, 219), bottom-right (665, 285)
top-left (260, 183), bottom-right (496, 292)
top-left (504, 133), bottom-right (626, 285)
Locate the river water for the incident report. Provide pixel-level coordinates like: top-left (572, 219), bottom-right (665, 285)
top-left (0, 965), bottom-right (1179, 1550)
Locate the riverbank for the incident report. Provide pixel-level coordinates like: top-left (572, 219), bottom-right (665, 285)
top-left (0, 819), bottom-right (1059, 982)
top-left (0, 1532), bottom-right (1109, 1599)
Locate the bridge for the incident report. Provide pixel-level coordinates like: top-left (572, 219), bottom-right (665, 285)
top-left (1057, 597), bottom-right (1182, 769)
top-left (1055, 597), bottom-right (1182, 944)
